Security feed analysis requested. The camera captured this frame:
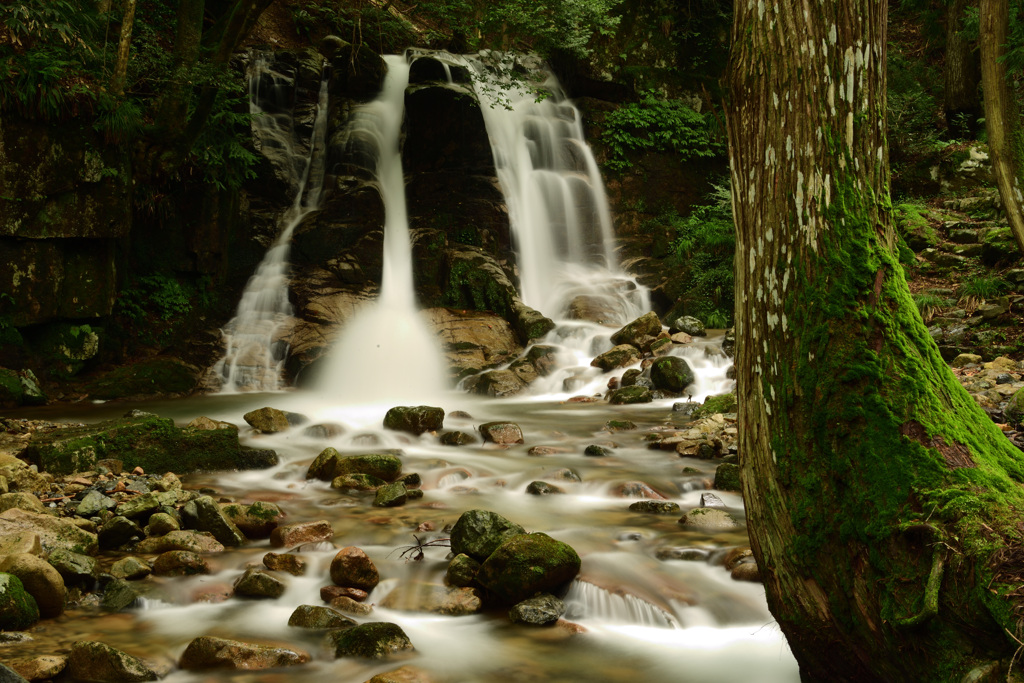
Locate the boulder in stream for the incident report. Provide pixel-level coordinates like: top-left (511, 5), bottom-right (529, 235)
top-left (288, 604), bottom-right (356, 629)
top-left (610, 311), bottom-right (662, 348)
top-left (378, 582), bottom-right (483, 615)
top-left (270, 520), bottom-right (334, 548)
top-left (307, 448), bottom-right (403, 482)
top-left (478, 422), bottom-right (524, 445)
top-left (383, 406), bottom-right (444, 435)
top-left (326, 622), bottom-right (415, 659)
top-left (477, 533), bottom-right (581, 605)
top-left (330, 546), bottom-right (380, 591)
top-left (591, 344), bottom-right (642, 372)
top-left (67, 641), bottom-right (158, 682)
top-left (464, 369), bottom-right (527, 397)
top-left (0, 508), bottom-right (97, 556)
top-left (233, 568), bottom-right (286, 599)
top-left (0, 553), bottom-right (64, 618)
top-left (608, 386), bottom-right (653, 404)
top-left (649, 356), bottom-right (695, 393)
top-left (220, 501), bottom-right (282, 539)
top-left (179, 635), bottom-right (309, 671)
top-left (666, 315), bottom-right (707, 336)
top-left (508, 593), bottom-right (565, 625)
top-left (242, 407), bottom-right (297, 433)
top-left (449, 510), bottom-right (525, 561)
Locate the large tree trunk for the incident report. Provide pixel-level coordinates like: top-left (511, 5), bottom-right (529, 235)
top-left (944, 0), bottom-right (982, 139)
top-left (980, 0), bottom-right (1024, 255)
top-left (727, 0), bottom-right (1024, 680)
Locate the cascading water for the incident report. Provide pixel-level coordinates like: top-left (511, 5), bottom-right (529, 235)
top-left (462, 55), bottom-right (731, 400)
top-left (213, 54), bottom-right (330, 393)
top-left (314, 54), bottom-right (448, 405)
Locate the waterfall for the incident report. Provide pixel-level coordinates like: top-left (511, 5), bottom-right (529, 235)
top-left (467, 55), bottom-right (648, 322)
top-left (213, 54), bottom-right (330, 393)
top-left (315, 54), bottom-right (448, 405)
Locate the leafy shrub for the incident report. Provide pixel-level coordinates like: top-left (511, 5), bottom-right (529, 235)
top-left (117, 275), bottom-right (193, 324)
top-left (602, 91), bottom-right (725, 171)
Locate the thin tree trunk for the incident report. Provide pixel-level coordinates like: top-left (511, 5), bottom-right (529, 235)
top-left (980, 0), bottom-right (1024, 255)
top-left (728, 0), bottom-right (1024, 679)
top-left (944, 0), bottom-right (981, 138)
top-left (110, 0), bottom-right (137, 96)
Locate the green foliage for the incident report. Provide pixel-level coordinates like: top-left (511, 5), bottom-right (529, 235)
top-left (602, 91), bottom-right (725, 171)
top-left (189, 87), bottom-right (260, 191)
top-left (655, 182), bottom-right (735, 326)
top-left (117, 275), bottom-right (193, 325)
top-left (912, 293), bottom-right (945, 322)
top-left (887, 49), bottom-right (943, 157)
top-left (954, 274), bottom-right (1011, 301)
top-left (290, 0), bottom-right (417, 53)
top-left (481, 0), bottom-right (623, 59)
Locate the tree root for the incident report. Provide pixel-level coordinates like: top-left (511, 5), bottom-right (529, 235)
top-left (895, 523), bottom-right (946, 629)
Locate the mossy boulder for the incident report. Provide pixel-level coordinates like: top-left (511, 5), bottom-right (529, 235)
top-left (306, 448), bottom-right (403, 482)
top-left (288, 604), bottom-right (357, 630)
top-left (610, 311), bottom-right (662, 347)
top-left (476, 533), bottom-right (581, 604)
top-left (179, 635), bottom-right (309, 671)
top-left (326, 622), bottom-right (414, 659)
top-left (465, 369), bottom-right (527, 397)
top-left (382, 406), bottom-right (444, 435)
top-left (608, 386), bottom-right (653, 404)
top-left (714, 463), bottom-right (741, 492)
top-left (894, 203), bottom-right (939, 251)
top-left (83, 358), bottom-right (199, 400)
top-left (0, 573), bottom-right (39, 630)
top-left (591, 344), bottom-right (642, 372)
top-left (649, 356), bottom-right (695, 393)
top-left (67, 641), bottom-right (158, 682)
top-left (1005, 387), bottom-right (1024, 426)
top-left (692, 392), bottom-right (738, 418)
top-left (450, 509), bottom-right (525, 561)
top-left (21, 414), bottom-right (272, 476)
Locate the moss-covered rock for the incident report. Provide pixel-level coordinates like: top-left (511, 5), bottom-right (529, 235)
top-left (713, 463), bottom-right (742, 492)
top-left (326, 622), bottom-right (414, 659)
top-left (450, 509), bottom-right (525, 561)
top-left (1005, 387), bottom-right (1024, 426)
top-left (476, 533), bottom-right (581, 604)
top-left (894, 203), bottom-right (939, 251)
top-left (0, 573), bottom-right (39, 630)
top-left (610, 311), bottom-right (662, 347)
top-left (21, 414), bottom-right (270, 476)
top-left (382, 406), bottom-right (444, 435)
top-left (306, 448), bottom-right (403, 482)
top-left (67, 641), bottom-right (157, 682)
top-left (591, 344), bottom-right (642, 372)
top-left (649, 356), bottom-right (695, 392)
top-left (608, 386), bottom-right (653, 404)
top-left (692, 392), bottom-right (738, 418)
top-left (464, 369), bottom-right (527, 397)
top-left (288, 604), bottom-right (356, 630)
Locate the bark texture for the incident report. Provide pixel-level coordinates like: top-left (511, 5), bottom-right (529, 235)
top-left (728, 0), bottom-right (1024, 680)
top-left (944, 0), bottom-right (981, 138)
top-left (110, 0), bottom-right (137, 96)
top-left (980, 0), bottom-right (1024, 255)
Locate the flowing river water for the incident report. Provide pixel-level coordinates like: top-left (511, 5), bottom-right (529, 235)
top-left (3, 51), bottom-right (800, 681)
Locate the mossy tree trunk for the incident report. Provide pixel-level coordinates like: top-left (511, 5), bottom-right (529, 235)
top-left (980, 0), bottom-right (1024, 255)
top-left (728, 0), bottom-right (1024, 680)
top-left (110, 0), bottom-right (137, 96)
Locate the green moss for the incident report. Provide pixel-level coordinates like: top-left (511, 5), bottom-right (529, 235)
top-left (691, 392), bottom-right (737, 418)
top-left (22, 414), bottom-right (253, 475)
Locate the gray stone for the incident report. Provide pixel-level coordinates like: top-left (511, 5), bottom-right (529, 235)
top-left (110, 556), bottom-right (151, 580)
top-left (525, 481), bottom-right (564, 495)
top-left (101, 578), bottom-right (141, 612)
top-left (98, 516), bottom-right (143, 550)
top-left (326, 622), bottom-right (414, 659)
top-left (667, 315), bottom-right (707, 336)
top-left (47, 549), bottom-right (98, 587)
top-left (678, 508), bottom-right (741, 530)
top-left (194, 496), bottom-right (246, 547)
top-left (382, 406), bottom-right (444, 435)
top-left (628, 500), bottom-right (680, 514)
top-left (287, 604), bottom-right (356, 629)
top-left (233, 568), bottom-right (286, 599)
top-left (508, 593), bottom-right (564, 625)
top-left (478, 422), bottom-right (524, 445)
top-left (373, 482), bottom-right (408, 507)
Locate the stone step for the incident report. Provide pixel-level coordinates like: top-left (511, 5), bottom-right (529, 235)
top-left (947, 227), bottom-right (982, 244)
top-left (953, 243), bottom-right (985, 257)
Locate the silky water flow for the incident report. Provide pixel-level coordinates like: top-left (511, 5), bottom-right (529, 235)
top-left (47, 51), bottom-right (807, 682)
